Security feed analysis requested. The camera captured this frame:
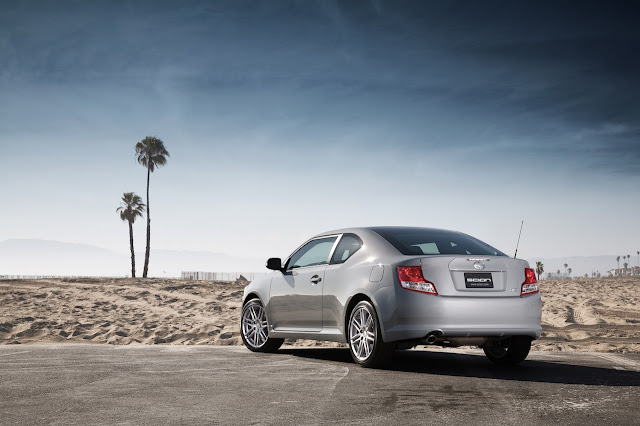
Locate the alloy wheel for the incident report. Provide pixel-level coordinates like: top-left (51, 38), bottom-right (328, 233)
top-left (242, 303), bottom-right (268, 348)
top-left (349, 305), bottom-right (377, 361)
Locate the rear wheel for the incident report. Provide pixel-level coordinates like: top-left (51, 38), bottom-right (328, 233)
top-left (241, 299), bottom-right (284, 353)
top-left (348, 301), bottom-right (394, 368)
top-left (483, 336), bottom-right (531, 365)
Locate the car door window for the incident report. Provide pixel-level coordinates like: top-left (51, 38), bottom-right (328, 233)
top-left (330, 234), bottom-right (363, 264)
top-left (288, 237), bottom-right (337, 269)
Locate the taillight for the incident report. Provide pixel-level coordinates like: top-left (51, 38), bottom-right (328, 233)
top-left (521, 268), bottom-right (539, 296)
top-left (397, 266), bottom-right (437, 295)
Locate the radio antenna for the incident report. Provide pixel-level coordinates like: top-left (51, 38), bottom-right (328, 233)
top-left (514, 220), bottom-right (524, 258)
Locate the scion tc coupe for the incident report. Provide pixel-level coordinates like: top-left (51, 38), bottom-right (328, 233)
top-left (241, 227), bottom-right (541, 368)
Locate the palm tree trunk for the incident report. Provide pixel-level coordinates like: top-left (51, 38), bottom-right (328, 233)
top-left (143, 165), bottom-right (151, 278)
top-left (129, 220), bottom-right (136, 278)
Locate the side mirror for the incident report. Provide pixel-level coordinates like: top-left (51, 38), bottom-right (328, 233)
top-left (266, 257), bottom-right (283, 271)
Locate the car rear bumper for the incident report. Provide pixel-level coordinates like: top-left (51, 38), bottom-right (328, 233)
top-left (380, 292), bottom-right (542, 342)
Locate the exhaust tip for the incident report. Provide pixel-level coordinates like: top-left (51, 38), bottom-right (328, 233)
top-left (424, 332), bottom-right (441, 344)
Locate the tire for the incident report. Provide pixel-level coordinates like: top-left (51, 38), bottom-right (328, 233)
top-left (483, 336), bottom-right (531, 365)
top-left (348, 301), bottom-right (394, 368)
top-left (241, 299), bottom-right (284, 353)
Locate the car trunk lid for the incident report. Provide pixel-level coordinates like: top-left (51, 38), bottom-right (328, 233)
top-left (420, 256), bottom-right (527, 297)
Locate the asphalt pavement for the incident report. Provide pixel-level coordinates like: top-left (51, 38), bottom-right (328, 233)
top-left (1, 345), bottom-right (639, 425)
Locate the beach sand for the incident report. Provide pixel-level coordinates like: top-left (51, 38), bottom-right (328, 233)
top-left (1, 277), bottom-right (638, 352)
top-left (534, 277), bottom-right (640, 352)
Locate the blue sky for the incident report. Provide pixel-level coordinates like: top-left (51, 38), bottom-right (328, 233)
top-left (1, 1), bottom-right (639, 269)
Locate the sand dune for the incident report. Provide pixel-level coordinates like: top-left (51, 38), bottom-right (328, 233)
top-left (0, 278), bottom-right (244, 346)
top-left (533, 277), bottom-right (640, 353)
top-left (1, 277), bottom-right (639, 352)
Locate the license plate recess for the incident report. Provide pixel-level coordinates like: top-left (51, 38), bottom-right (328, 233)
top-left (464, 272), bottom-right (494, 288)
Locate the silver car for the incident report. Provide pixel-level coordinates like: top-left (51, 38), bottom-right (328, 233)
top-left (241, 227), bottom-right (541, 368)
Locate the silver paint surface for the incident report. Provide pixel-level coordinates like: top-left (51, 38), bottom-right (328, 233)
top-left (243, 227), bottom-right (542, 345)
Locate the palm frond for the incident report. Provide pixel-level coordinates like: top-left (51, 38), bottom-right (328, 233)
top-left (135, 136), bottom-right (170, 172)
top-left (117, 191), bottom-right (146, 224)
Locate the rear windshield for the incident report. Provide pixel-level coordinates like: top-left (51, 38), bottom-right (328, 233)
top-left (371, 228), bottom-right (506, 256)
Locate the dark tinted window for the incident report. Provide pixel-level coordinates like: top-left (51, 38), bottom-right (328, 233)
top-left (371, 228), bottom-right (506, 256)
top-left (287, 237), bottom-right (337, 269)
top-left (330, 234), bottom-right (363, 264)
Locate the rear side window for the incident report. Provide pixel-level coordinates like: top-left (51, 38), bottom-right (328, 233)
top-left (371, 228), bottom-right (506, 257)
top-left (330, 234), bottom-right (363, 264)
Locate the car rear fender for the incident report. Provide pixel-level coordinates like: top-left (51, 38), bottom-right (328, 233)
top-left (344, 285), bottom-right (396, 343)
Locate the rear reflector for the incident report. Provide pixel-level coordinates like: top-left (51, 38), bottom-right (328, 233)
top-left (397, 266), bottom-right (437, 295)
top-left (521, 268), bottom-right (539, 296)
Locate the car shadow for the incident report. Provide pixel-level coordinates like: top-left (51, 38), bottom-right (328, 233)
top-left (279, 347), bottom-right (640, 387)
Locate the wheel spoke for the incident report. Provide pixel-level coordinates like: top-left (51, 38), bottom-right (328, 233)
top-left (359, 309), bottom-right (366, 329)
top-left (350, 331), bottom-right (360, 345)
top-left (352, 315), bottom-right (362, 330)
top-left (363, 316), bottom-right (371, 331)
top-left (365, 331), bottom-right (375, 342)
top-left (252, 332), bottom-right (259, 347)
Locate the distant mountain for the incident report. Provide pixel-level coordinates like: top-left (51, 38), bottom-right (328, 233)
top-left (0, 239), bottom-right (265, 277)
top-left (3, 239), bottom-right (625, 279)
top-left (527, 255), bottom-right (630, 278)
top-left (0, 239), bottom-right (129, 276)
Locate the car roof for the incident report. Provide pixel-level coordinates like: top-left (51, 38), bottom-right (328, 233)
top-left (314, 226), bottom-right (460, 238)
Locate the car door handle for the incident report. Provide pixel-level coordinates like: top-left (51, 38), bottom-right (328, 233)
top-left (310, 275), bottom-right (322, 284)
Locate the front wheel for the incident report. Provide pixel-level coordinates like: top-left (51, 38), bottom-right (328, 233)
top-left (483, 336), bottom-right (531, 365)
top-left (241, 299), bottom-right (284, 353)
top-left (348, 301), bottom-right (394, 368)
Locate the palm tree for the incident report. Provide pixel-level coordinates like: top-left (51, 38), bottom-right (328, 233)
top-left (563, 263), bottom-right (568, 277)
top-left (135, 137), bottom-right (170, 278)
top-left (535, 261), bottom-right (544, 280)
top-left (616, 256), bottom-right (620, 274)
top-left (116, 192), bottom-right (145, 278)
top-left (622, 255), bottom-right (628, 271)
top-left (567, 267), bottom-right (572, 277)
top-left (556, 269), bottom-right (561, 278)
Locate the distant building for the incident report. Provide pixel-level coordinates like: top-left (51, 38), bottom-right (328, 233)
top-left (608, 266), bottom-right (640, 277)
